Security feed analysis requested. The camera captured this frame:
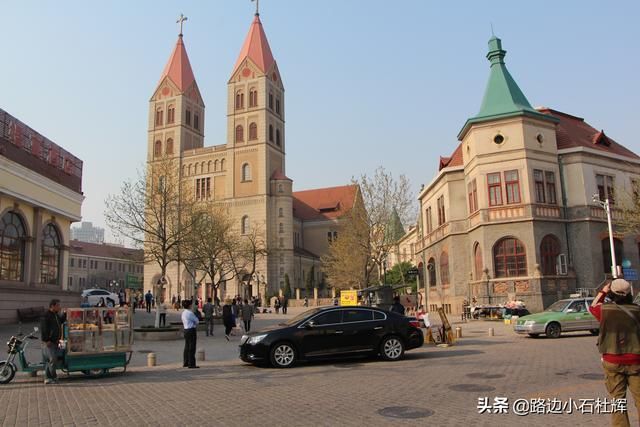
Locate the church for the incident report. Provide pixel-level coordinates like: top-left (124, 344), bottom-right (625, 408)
top-left (143, 12), bottom-right (357, 302)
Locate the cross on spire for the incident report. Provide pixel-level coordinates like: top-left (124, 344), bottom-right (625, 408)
top-left (251, 0), bottom-right (259, 16)
top-left (177, 13), bottom-right (188, 36)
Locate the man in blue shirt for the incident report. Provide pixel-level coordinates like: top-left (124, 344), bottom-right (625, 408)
top-left (181, 299), bottom-right (199, 368)
top-left (145, 291), bottom-right (153, 313)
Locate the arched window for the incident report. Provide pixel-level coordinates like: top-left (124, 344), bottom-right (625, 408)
top-left (0, 211), bottom-right (26, 281)
top-left (602, 237), bottom-right (624, 276)
top-left (40, 223), bottom-right (61, 285)
top-left (214, 160), bottom-right (219, 171)
top-left (235, 125), bottom-right (244, 142)
top-left (155, 108), bottom-right (163, 126)
top-left (249, 88), bottom-right (258, 107)
top-left (201, 162), bottom-right (205, 174)
top-left (241, 216), bottom-right (250, 235)
top-left (187, 164), bottom-right (192, 175)
top-left (279, 223), bottom-right (284, 233)
top-left (278, 184), bottom-right (283, 193)
top-left (276, 129), bottom-right (281, 146)
top-left (540, 235), bottom-right (561, 275)
top-left (249, 123), bottom-right (258, 140)
top-left (427, 257), bottom-right (437, 287)
top-left (165, 138), bottom-right (173, 155)
top-left (440, 251), bottom-right (450, 285)
top-left (473, 242), bottom-right (483, 280)
top-left (167, 105), bottom-right (175, 124)
top-left (493, 237), bottom-right (527, 278)
top-left (194, 163), bottom-right (199, 175)
top-left (278, 208), bottom-right (283, 217)
top-left (241, 163), bottom-right (251, 181)
top-left (154, 140), bottom-right (162, 157)
top-left (269, 125), bottom-right (274, 142)
top-left (220, 159), bottom-right (225, 171)
top-left (207, 161), bottom-right (211, 172)
top-left (235, 91), bottom-right (244, 109)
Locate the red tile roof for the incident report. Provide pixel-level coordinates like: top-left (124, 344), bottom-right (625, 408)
top-left (270, 169), bottom-right (292, 181)
top-left (69, 240), bottom-right (143, 261)
top-left (159, 35), bottom-right (196, 92)
top-left (438, 143), bottom-right (464, 171)
top-left (231, 15), bottom-right (276, 77)
top-left (537, 108), bottom-right (639, 159)
top-left (292, 185), bottom-right (358, 221)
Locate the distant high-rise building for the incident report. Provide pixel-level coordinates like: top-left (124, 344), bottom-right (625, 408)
top-left (71, 221), bottom-right (105, 244)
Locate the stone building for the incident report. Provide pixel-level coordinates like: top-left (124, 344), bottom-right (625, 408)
top-left (70, 221), bottom-right (105, 244)
top-left (68, 240), bottom-right (143, 293)
top-left (144, 12), bottom-right (357, 301)
top-left (415, 36), bottom-right (640, 315)
top-left (0, 108), bottom-right (84, 323)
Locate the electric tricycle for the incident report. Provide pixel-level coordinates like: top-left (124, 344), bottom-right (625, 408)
top-left (0, 307), bottom-right (133, 384)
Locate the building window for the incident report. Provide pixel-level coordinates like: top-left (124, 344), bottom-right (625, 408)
top-left (276, 98), bottom-right (281, 114)
top-left (220, 159), bottom-right (225, 171)
top-left (40, 223), bottom-right (61, 285)
top-left (468, 179), bottom-right (478, 213)
top-left (279, 223), bottom-right (284, 233)
top-left (195, 177), bottom-right (211, 201)
top-left (425, 207), bottom-right (433, 234)
top-left (154, 140), bottom-right (162, 157)
top-left (437, 196), bottom-right (445, 226)
top-left (473, 242), bottom-right (483, 280)
top-left (327, 232), bottom-right (332, 243)
top-left (241, 216), bottom-right (250, 235)
top-left (241, 163), bottom-right (251, 181)
top-left (155, 109), bottom-right (163, 126)
top-left (249, 123), bottom-right (258, 140)
top-left (545, 172), bottom-right (557, 204)
top-left (333, 231), bottom-right (338, 240)
top-left (165, 138), bottom-right (174, 155)
top-left (602, 238), bottom-right (623, 275)
top-left (167, 105), bottom-right (175, 124)
top-left (194, 114), bottom-right (200, 131)
top-left (487, 172), bottom-right (503, 206)
top-left (235, 125), bottom-right (244, 142)
top-left (596, 174), bottom-right (615, 204)
top-left (186, 109), bottom-right (191, 126)
top-left (505, 170), bottom-right (521, 204)
top-left (440, 252), bottom-right (449, 285)
top-left (278, 208), bottom-right (283, 217)
top-left (269, 93), bottom-right (274, 109)
top-left (493, 237), bottom-right (527, 278)
top-left (279, 238), bottom-right (284, 248)
top-left (276, 129), bottom-right (281, 146)
top-left (278, 184), bottom-right (284, 193)
top-left (269, 125), bottom-right (273, 142)
top-left (235, 91), bottom-right (244, 109)
top-left (427, 257), bottom-right (436, 287)
top-left (70, 258), bottom-right (75, 268)
top-left (540, 235), bottom-right (561, 276)
top-left (534, 169), bottom-right (545, 203)
top-left (249, 88), bottom-right (258, 107)
top-left (0, 211), bottom-right (26, 281)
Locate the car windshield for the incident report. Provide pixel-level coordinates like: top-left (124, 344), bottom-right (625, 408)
top-left (545, 300), bottom-right (570, 312)
top-left (281, 308), bottom-right (323, 326)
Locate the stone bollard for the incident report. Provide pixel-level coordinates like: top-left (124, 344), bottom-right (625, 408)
top-left (488, 328), bottom-right (494, 337)
top-left (196, 348), bottom-right (205, 362)
top-left (147, 352), bottom-right (156, 367)
top-left (455, 327), bottom-right (462, 339)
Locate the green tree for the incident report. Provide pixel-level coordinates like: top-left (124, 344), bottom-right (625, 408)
top-left (616, 180), bottom-right (640, 235)
top-left (385, 262), bottom-right (417, 290)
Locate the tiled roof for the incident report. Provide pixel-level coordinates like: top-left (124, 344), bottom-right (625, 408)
top-left (231, 14), bottom-right (276, 77)
top-left (537, 108), bottom-right (639, 159)
top-left (270, 169), bottom-right (292, 181)
top-left (438, 143), bottom-right (463, 171)
top-left (292, 185), bottom-right (358, 221)
top-left (69, 240), bottom-right (143, 262)
top-left (294, 247), bottom-right (320, 259)
top-left (159, 35), bottom-right (196, 92)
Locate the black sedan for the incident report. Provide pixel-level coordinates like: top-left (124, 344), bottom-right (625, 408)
top-left (239, 306), bottom-right (424, 368)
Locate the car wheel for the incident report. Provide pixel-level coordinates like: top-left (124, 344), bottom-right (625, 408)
top-left (82, 368), bottom-right (107, 378)
top-left (0, 361), bottom-right (16, 384)
top-left (269, 342), bottom-right (296, 368)
top-left (106, 299), bottom-right (115, 308)
top-left (590, 329), bottom-right (600, 336)
top-left (545, 323), bottom-right (561, 339)
top-left (380, 336), bottom-right (405, 361)
top-left (528, 333), bottom-right (540, 338)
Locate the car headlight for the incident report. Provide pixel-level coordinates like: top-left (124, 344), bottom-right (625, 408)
top-left (524, 320), bottom-right (536, 326)
top-left (247, 334), bottom-right (268, 345)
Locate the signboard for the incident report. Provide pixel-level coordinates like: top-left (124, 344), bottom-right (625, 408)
top-left (340, 290), bottom-right (358, 306)
top-left (125, 274), bottom-right (142, 289)
top-left (623, 268), bottom-right (638, 281)
top-left (406, 268), bottom-right (419, 276)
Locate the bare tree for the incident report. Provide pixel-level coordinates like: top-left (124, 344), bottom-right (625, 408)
top-left (227, 221), bottom-right (268, 300)
top-left (616, 180), bottom-right (640, 235)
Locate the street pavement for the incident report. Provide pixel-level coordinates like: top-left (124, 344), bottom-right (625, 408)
top-left (0, 308), bottom-right (637, 426)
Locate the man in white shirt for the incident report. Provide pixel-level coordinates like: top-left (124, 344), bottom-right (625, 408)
top-left (181, 300), bottom-right (199, 368)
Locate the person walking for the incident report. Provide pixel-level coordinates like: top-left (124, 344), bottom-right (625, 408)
top-left (158, 299), bottom-right (167, 327)
top-left (203, 298), bottom-right (215, 337)
top-left (303, 296), bottom-right (308, 307)
top-left (241, 299), bottom-right (254, 332)
top-left (40, 299), bottom-right (66, 384)
top-left (590, 279), bottom-right (640, 426)
top-left (222, 299), bottom-right (234, 341)
top-left (282, 295), bottom-right (289, 315)
top-left (181, 300), bottom-right (199, 369)
top-left (230, 299), bottom-right (239, 335)
top-left (274, 297), bottom-right (281, 314)
top-left (145, 290), bottom-right (153, 313)
top-left (390, 296), bottom-right (406, 316)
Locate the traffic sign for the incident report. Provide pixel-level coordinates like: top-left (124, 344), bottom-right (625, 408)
top-left (623, 268), bottom-right (638, 281)
top-left (406, 268), bottom-right (419, 276)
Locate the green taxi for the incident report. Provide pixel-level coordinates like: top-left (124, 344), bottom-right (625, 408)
top-left (514, 298), bottom-right (599, 338)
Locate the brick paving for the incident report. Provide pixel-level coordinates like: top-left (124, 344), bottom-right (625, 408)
top-left (0, 310), bottom-right (637, 426)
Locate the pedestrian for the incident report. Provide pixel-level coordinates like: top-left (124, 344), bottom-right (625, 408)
top-left (181, 299), bottom-right (199, 369)
top-left (203, 297), bottom-right (215, 337)
top-left (231, 299), bottom-right (239, 334)
top-left (274, 297), bottom-right (281, 314)
top-left (145, 290), bottom-right (153, 313)
top-left (222, 299), bottom-right (234, 341)
top-left (303, 296), bottom-right (308, 307)
top-left (158, 299), bottom-right (167, 327)
top-left (390, 296), bottom-right (406, 316)
top-left (241, 298), bottom-right (254, 332)
top-left (118, 289), bottom-right (125, 307)
top-left (40, 299), bottom-right (66, 384)
top-left (282, 295), bottom-right (288, 315)
top-left (589, 279), bottom-right (640, 426)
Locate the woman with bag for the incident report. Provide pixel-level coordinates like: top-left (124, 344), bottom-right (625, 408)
top-left (222, 299), bottom-right (234, 341)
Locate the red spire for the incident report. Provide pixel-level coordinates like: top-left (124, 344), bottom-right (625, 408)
top-left (159, 35), bottom-right (196, 92)
top-left (231, 14), bottom-right (275, 77)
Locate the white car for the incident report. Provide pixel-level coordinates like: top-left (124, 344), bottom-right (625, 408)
top-left (81, 289), bottom-right (119, 307)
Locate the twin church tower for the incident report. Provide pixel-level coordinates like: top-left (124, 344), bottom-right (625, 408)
top-left (144, 12), bottom-right (356, 300)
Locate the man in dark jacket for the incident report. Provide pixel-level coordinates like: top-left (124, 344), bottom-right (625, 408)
top-left (40, 299), bottom-right (66, 384)
top-left (390, 296), bottom-right (405, 316)
top-left (590, 278), bottom-right (640, 426)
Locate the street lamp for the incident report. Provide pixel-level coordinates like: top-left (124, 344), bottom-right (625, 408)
top-left (593, 193), bottom-right (618, 279)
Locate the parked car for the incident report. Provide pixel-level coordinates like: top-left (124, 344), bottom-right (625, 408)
top-left (514, 297), bottom-right (598, 338)
top-left (239, 306), bottom-right (424, 368)
top-left (81, 289), bottom-right (119, 307)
